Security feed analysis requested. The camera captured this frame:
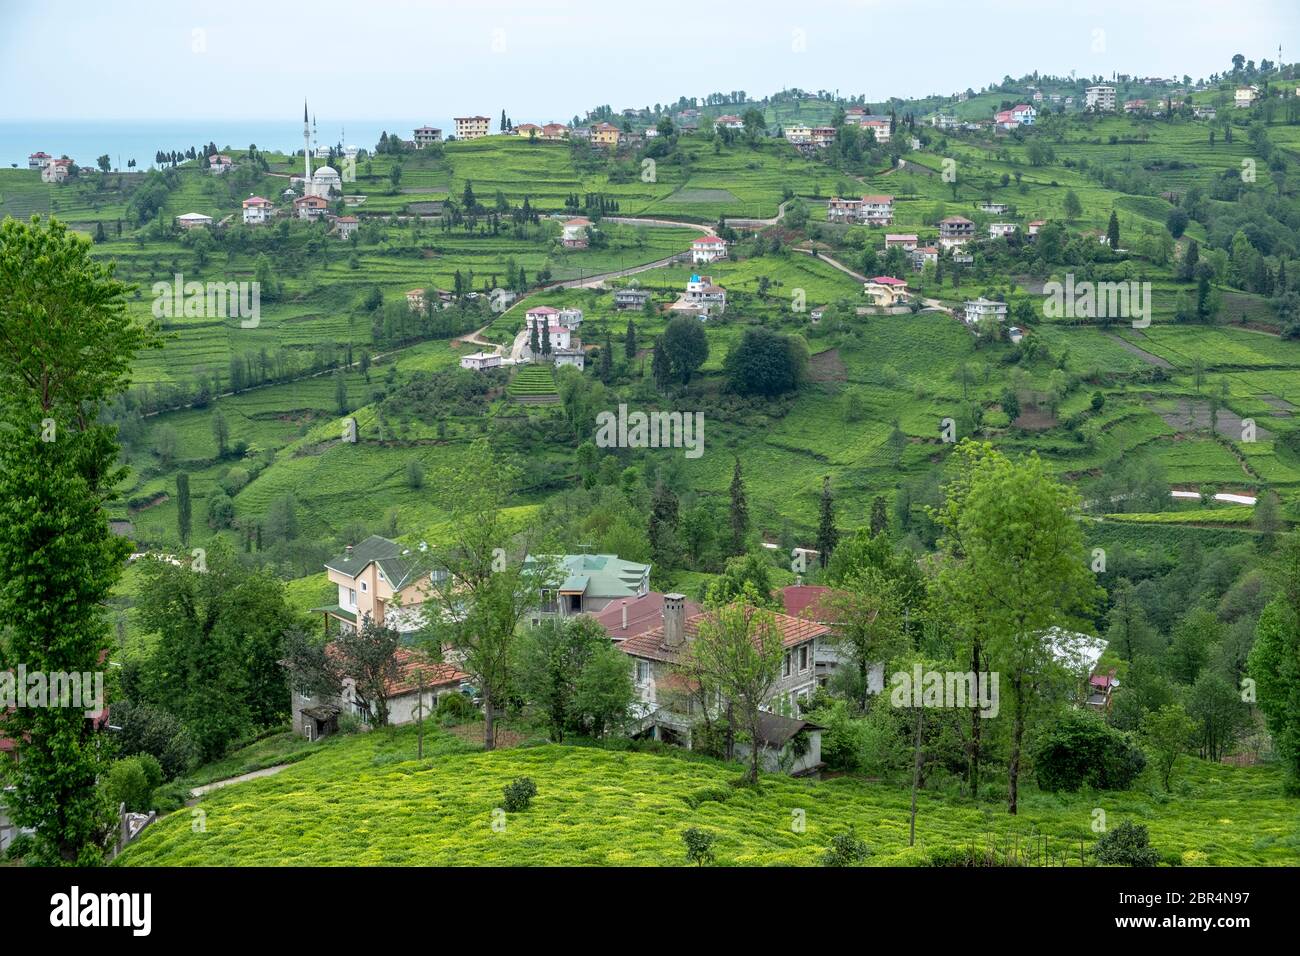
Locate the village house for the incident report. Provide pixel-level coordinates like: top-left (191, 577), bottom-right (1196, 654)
top-left (1007, 325), bottom-right (1025, 345)
top-left (862, 119), bottom-right (891, 143)
top-left (826, 197), bottom-right (864, 222)
top-left (335, 215), bottom-right (359, 239)
top-left (453, 115), bottom-right (491, 139)
top-left (291, 647), bottom-right (470, 741)
top-left (619, 594), bottom-right (829, 773)
top-left (930, 113), bottom-right (960, 130)
top-left (1085, 84), bottom-right (1116, 112)
top-left (542, 123), bottom-right (569, 140)
top-left (513, 123), bottom-right (543, 138)
top-left (1123, 99), bottom-right (1148, 114)
top-left (207, 154), bottom-right (234, 174)
top-left (175, 212), bottom-right (213, 230)
top-left (614, 287), bottom-right (650, 310)
top-left (863, 275), bottom-right (910, 308)
top-left (312, 535), bottom-right (447, 638)
top-left (885, 233), bottom-right (919, 252)
top-left (241, 195), bottom-right (274, 225)
top-left (783, 124), bottom-right (812, 144)
top-left (523, 553), bottom-right (651, 623)
top-left (40, 158), bottom-right (71, 183)
top-left (938, 215), bottom-right (975, 250)
top-left (713, 114), bottom-right (745, 130)
top-left (1086, 670), bottom-right (1119, 711)
top-left (590, 122), bottom-right (621, 147)
top-left (459, 350), bottom-right (502, 371)
top-left (989, 222), bottom-right (1017, 239)
top-left (294, 194), bottom-right (329, 220)
top-left (562, 217), bottom-right (591, 249)
top-left (1027, 219), bottom-right (1045, 237)
top-left (1193, 105), bottom-right (1217, 120)
top-left (963, 297), bottom-right (1008, 326)
top-left (412, 126), bottom-right (443, 148)
top-left (980, 201), bottom-right (1009, 215)
top-left (810, 126), bottom-right (837, 148)
top-left (406, 288), bottom-right (428, 312)
top-left (680, 274), bottom-right (727, 316)
top-left (691, 236), bottom-right (728, 263)
top-left (860, 194), bottom-right (894, 225)
top-left (911, 245), bottom-right (939, 270)
top-left (551, 346), bottom-right (586, 370)
top-left (27, 151), bottom-right (51, 169)
top-left (526, 318), bottom-right (573, 352)
top-left (593, 591), bottom-right (703, 643)
top-left (1235, 86), bottom-right (1259, 109)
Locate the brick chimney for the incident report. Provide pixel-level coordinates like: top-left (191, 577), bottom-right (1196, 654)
top-left (620, 600), bottom-right (628, 631)
top-left (662, 593), bottom-right (686, 648)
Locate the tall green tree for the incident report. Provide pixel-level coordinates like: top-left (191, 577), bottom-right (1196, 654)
top-left (662, 315), bottom-right (709, 385)
top-left (1248, 532), bottom-right (1300, 793)
top-left (0, 216), bottom-right (158, 863)
top-left (816, 476), bottom-right (838, 569)
top-left (729, 458), bottom-right (749, 554)
top-left (934, 442), bottom-right (1102, 813)
top-left (176, 471), bottom-right (192, 545)
top-left (624, 318), bottom-right (638, 361)
top-left (211, 408), bottom-right (229, 457)
top-left (1106, 210), bottom-right (1121, 250)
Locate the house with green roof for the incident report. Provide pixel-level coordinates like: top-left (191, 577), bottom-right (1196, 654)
top-left (522, 553), bottom-right (651, 621)
top-left (314, 535), bottom-right (445, 636)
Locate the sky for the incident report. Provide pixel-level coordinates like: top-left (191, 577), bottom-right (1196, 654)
top-left (2, 0), bottom-right (1296, 122)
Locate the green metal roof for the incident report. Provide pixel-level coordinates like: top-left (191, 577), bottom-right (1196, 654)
top-left (311, 604), bottom-right (357, 624)
top-left (324, 535), bottom-right (444, 591)
top-left (524, 553), bottom-right (650, 598)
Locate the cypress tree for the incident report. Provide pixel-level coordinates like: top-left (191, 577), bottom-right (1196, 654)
top-left (652, 336), bottom-right (670, 391)
top-left (624, 318), bottom-right (638, 360)
top-left (729, 458), bottom-right (749, 554)
top-left (816, 475), bottom-right (838, 569)
top-left (870, 495), bottom-right (888, 537)
top-left (1106, 210), bottom-right (1120, 250)
top-left (176, 472), bottom-right (192, 545)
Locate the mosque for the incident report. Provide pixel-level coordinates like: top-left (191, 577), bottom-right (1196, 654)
top-left (300, 100), bottom-right (342, 200)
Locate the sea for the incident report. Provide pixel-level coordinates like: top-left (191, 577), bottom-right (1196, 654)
top-left (0, 118), bottom-right (456, 169)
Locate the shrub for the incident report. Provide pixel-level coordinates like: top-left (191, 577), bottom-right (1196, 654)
top-left (436, 691), bottom-right (478, 724)
top-left (502, 776), bottom-right (537, 812)
top-left (112, 700), bottom-right (199, 780)
top-left (1032, 710), bottom-right (1145, 792)
top-left (819, 828), bottom-right (872, 866)
top-left (1095, 820), bottom-right (1160, 867)
top-left (105, 755), bottom-right (163, 812)
top-left (682, 826), bottom-right (717, 866)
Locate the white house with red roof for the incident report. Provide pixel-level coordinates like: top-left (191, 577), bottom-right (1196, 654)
top-left (691, 236), bottom-right (728, 263)
top-left (336, 215), bottom-right (359, 239)
top-left (294, 193), bottom-right (329, 220)
top-left (885, 233), bottom-right (918, 251)
top-left (27, 151), bottom-right (51, 170)
top-left (562, 217), bottom-right (591, 249)
top-left (40, 158), bottom-right (71, 183)
top-left (242, 195), bottom-right (274, 224)
top-left (862, 119), bottom-right (891, 143)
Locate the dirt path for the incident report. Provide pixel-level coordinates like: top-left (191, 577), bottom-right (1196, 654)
top-left (186, 764), bottom-right (291, 806)
top-left (1106, 332), bottom-right (1174, 368)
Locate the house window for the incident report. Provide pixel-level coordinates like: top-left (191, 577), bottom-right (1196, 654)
top-left (348, 588), bottom-right (356, 607)
top-left (360, 581), bottom-right (368, 593)
top-left (799, 645), bottom-right (809, 672)
top-left (635, 661), bottom-right (650, 685)
top-left (783, 652), bottom-right (791, 678)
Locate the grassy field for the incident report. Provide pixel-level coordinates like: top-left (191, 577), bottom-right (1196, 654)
top-left (116, 722), bottom-right (1300, 867)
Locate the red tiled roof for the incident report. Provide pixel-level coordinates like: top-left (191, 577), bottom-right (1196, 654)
top-left (593, 592), bottom-right (703, 642)
top-left (781, 584), bottom-right (833, 621)
top-left (620, 605), bottom-right (830, 664)
top-left (860, 194), bottom-right (893, 204)
top-left (385, 648), bottom-right (468, 696)
top-left (869, 275), bottom-right (907, 286)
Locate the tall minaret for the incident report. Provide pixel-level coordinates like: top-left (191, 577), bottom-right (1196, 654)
top-left (303, 99), bottom-right (312, 182)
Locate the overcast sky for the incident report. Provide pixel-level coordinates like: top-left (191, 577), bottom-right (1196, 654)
top-left (2, 0), bottom-right (1295, 121)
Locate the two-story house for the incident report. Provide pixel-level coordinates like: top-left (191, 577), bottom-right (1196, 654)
top-left (619, 594), bottom-right (830, 773)
top-left (314, 535), bottom-right (446, 637)
top-left (523, 553), bottom-right (651, 622)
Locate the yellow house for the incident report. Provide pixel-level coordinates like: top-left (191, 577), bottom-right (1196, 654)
top-left (591, 122), bottom-right (620, 147)
top-left (862, 275), bottom-right (909, 308)
top-left (315, 536), bottom-right (444, 636)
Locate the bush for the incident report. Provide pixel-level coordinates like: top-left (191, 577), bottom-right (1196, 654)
top-left (436, 691), bottom-right (478, 724)
top-left (1095, 820), bottom-right (1160, 867)
top-left (819, 828), bottom-right (872, 866)
top-left (682, 826), bottom-right (717, 866)
top-left (502, 777), bottom-right (538, 812)
top-left (1032, 711), bottom-right (1146, 792)
top-left (105, 755), bottom-right (163, 812)
top-left (112, 700), bottom-right (199, 780)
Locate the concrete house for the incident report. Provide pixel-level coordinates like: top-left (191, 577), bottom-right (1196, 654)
top-left (691, 236), bottom-right (728, 263)
top-left (938, 215), bottom-right (975, 250)
top-left (413, 126), bottom-right (443, 147)
top-left (989, 222), bottom-right (1017, 239)
top-left (175, 212), bottom-right (213, 230)
top-left (863, 275), bottom-right (909, 307)
top-left (294, 194), bottom-right (329, 220)
top-left (1235, 86), bottom-right (1259, 109)
top-left (885, 233), bottom-right (919, 252)
top-left (523, 553), bottom-right (651, 623)
top-left (1085, 85), bottom-right (1116, 112)
top-left (619, 594), bottom-right (830, 774)
top-left (336, 215), bottom-right (359, 239)
top-left (291, 647), bottom-right (469, 741)
top-left (561, 217), bottom-right (591, 249)
top-left (313, 535), bottom-right (445, 637)
top-left (454, 115), bottom-right (491, 139)
top-left (459, 350), bottom-right (502, 371)
top-left (593, 591), bottom-right (703, 643)
top-left (963, 297), bottom-right (1008, 326)
top-left (614, 288), bottom-right (650, 310)
top-left (41, 158), bottom-right (71, 183)
top-left (241, 195), bottom-right (274, 225)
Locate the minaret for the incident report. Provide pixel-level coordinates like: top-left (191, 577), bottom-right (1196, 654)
top-left (303, 99), bottom-right (311, 182)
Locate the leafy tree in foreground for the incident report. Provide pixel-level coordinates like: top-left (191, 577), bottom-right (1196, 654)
top-left (1248, 532), bottom-right (1300, 794)
top-left (661, 315), bottom-right (709, 385)
top-left (1143, 702), bottom-right (1198, 792)
top-left (0, 215), bottom-right (158, 863)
